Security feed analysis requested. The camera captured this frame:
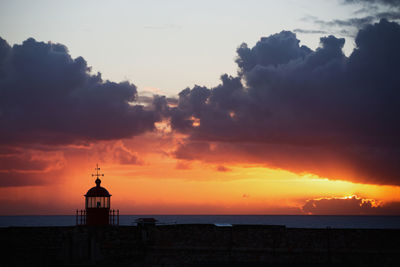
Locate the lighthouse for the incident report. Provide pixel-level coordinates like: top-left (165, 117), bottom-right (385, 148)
top-left (76, 164), bottom-right (119, 226)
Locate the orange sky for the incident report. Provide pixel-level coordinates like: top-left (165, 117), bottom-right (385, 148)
top-left (1, 131), bottom-right (399, 215)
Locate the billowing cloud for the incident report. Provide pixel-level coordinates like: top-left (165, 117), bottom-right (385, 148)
top-left (0, 37), bottom-right (161, 146)
top-left (0, 37), bottom-right (164, 186)
top-left (169, 19), bottom-right (400, 186)
top-left (302, 195), bottom-right (400, 215)
top-left (2, 20), bottom-right (400, 189)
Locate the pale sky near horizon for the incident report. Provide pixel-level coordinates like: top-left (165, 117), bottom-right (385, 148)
top-left (0, 0), bottom-right (359, 96)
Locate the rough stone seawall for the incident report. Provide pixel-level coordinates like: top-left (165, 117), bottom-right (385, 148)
top-left (1, 225), bottom-right (399, 266)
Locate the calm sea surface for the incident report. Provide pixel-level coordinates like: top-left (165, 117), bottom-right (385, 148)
top-left (1, 215), bottom-right (399, 228)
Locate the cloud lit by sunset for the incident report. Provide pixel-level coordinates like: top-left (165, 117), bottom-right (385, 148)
top-left (1, 0), bottom-right (400, 215)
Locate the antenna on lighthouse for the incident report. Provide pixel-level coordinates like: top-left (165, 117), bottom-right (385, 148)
top-left (92, 163), bottom-right (104, 179)
top-left (92, 163), bottom-right (104, 187)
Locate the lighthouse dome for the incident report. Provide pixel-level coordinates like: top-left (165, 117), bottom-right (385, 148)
top-left (85, 178), bottom-right (111, 197)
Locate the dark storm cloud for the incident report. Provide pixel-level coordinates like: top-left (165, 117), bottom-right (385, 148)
top-left (302, 196), bottom-right (400, 215)
top-left (344, 0), bottom-right (400, 7)
top-left (314, 16), bottom-right (376, 29)
top-left (170, 19), bottom-right (400, 186)
top-left (311, 0), bottom-right (400, 34)
top-left (0, 37), bottom-right (161, 146)
top-left (235, 31), bottom-right (312, 73)
top-left (0, 37), bottom-right (163, 186)
top-left (313, 13), bottom-right (400, 33)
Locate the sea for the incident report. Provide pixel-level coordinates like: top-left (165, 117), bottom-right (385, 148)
top-left (1, 215), bottom-right (400, 228)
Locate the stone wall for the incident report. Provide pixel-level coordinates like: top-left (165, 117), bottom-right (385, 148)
top-left (1, 225), bottom-right (399, 266)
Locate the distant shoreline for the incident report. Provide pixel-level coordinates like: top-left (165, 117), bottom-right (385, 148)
top-left (1, 215), bottom-right (400, 229)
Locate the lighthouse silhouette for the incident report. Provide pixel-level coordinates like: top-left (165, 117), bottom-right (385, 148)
top-left (76, 164), bottom-right (119, 226)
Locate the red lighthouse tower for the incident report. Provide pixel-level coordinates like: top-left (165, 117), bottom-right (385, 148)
top-left (76, 164), bottom-right (119, 226)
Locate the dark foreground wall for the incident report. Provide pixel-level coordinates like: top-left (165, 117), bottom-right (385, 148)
top-left (1, 224), bottom-right (399, 266)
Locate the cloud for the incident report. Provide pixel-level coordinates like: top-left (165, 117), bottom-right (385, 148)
top-left (235, 31), bottom-right (312, 73)
top-left (0, 171), bottom-right (50, 187)
top-left (84, 141), bottom-right (144, 165)
top-left (2, 20), bottom-right (400, 188)
top-left (216, 165), bottom-right (231, 172)
top-left (314, 16), bottom-right (376, 30)
top-left (0, 148), bottom-right (65, 186)
top-left (301, 0), bottom-right (400, 36)
top-left (174, 141), bottom-right (212, 160)
top-left (175, 160), bottom-right (192, 170)
top-left (302, 195), bottom-right (400, 215)
top-left (113, 147), bottom-right (142, 165)
top-left (312, 13), bottom-right (400, 34)
top-left (0, 36), bottom-right (164, 186)
top-left (307, 0), bottom-right (400, 34)
top-left (0, 37), bottom-right (162, 146)
top-left (169, 19), bottom-right (400, 186)
top-left (344, 0), bottom-right (400, 7)
top-left (293, 29), bottom-right (328, 34)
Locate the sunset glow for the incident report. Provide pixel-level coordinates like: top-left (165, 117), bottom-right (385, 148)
top-left (1, 131), bottom-right (399, 215)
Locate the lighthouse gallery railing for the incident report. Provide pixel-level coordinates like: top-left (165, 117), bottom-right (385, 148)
top-left (76, 209), bottom-right (119, 226)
